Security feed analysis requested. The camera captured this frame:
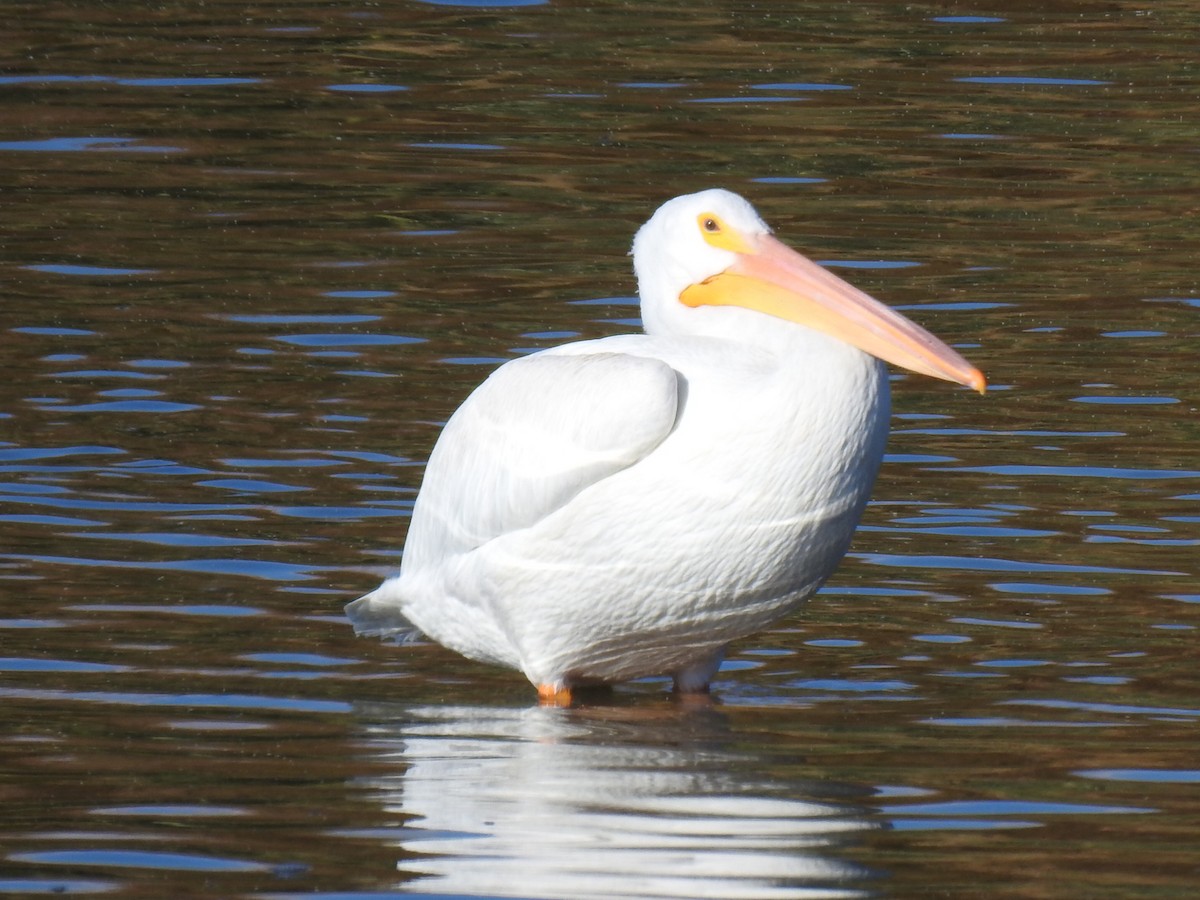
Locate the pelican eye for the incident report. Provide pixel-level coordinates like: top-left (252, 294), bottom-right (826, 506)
top-left (697, 212), bottom-right (753, 254)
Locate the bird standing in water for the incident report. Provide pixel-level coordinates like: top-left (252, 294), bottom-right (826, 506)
top-left (347, 189), bottom-right (986, 704)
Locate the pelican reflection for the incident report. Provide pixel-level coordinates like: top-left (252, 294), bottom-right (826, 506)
top-left (351, 702), bottom-right (880, 899)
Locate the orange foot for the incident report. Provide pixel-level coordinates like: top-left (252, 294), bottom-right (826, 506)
top-left (537, 683), bottom-right (573, 707)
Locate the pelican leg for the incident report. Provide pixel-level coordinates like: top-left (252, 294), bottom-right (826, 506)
top-left (672, 645), bottom-right (727, 694)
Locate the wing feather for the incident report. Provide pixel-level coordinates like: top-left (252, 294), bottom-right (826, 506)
top-left (401, 351), bottom-right (680, 572)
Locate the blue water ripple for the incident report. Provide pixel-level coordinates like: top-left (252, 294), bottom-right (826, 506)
top-left (413, 0), bottom-right (547, 7)
top-left (926, 716), bottom-right (1130, 728)
top-left (0, 445), bottom-right (125, 462)
top-left (120, 77), bottom-right (260, 87)
top-left (0, 136), bottom-right (183, 153)
top-left (326, 84), bottom-right (408, 93)
top-left (0, 878), bottom-right (117, 894)
top-left (889, 818), bottom-right (1039, 832)
top-left (1005, 698), bottom-right (1200, 718)
top-left (950, 617), bottom-right (1042, 630)
top-left (220, 456), bottom-right (346, 468)
top-left (990, 582), bottom-right (1109, 595)
top-left (931, 16), bottom-right (1006, 23)
top-left (325, 450), bottom-right (411, 464)
top-left (956, 76), bottom-right (1110, 86)
top-left (11, 553), bottom-right (320, 582)
top-left (68, 603), bottom-right (265, 617)
top-left (9, 849), bottom-right (268, 873)
top-left (96, 388), bottom-right (159, 398)
top-left (67, 531), bottom-right (279, 548)
top-left (750, 177), bottom-right (827, 185)
top-left (242, 653), bottom-right (361, 667)
top-left (25, 263), bottom-right (157, 276)
top-left (49, 400), bottom-right (201, 413)
top-left (11, 326), bottom-right (97, 335)
top-left (883, 799), bottom-right (1154, 816)
top-left (0, 494), bottom-right (241, 514)
top-left (856, 552), bottom-right (1181, 577)
top-left (55, 369), bottom-right (162, 380)
top-left (127, 358), bottom-right (189, 368)
top-left (272, 333), bottom-right (424, 348)
top-left (753, 82), bottom-right (853, 92)
top-left (0, 74), bottom-right (260, 87)
top-left (411, 141), bottom-right (502, 150)
top-left (791, 679), bottom-right (915, 693)
top-left (92, 804), bottom-right (246, 816)
top-left (272, 505), bottom-right (410, 520)
top-left (226, 314), bottom-right (381, 324)
top-left (0, 657), bottom-right (129, 673)
top-left (1077, 769), bottom-right (1200, 784)
top-left (952, 463), bottom-right (1200, 479)
top-left (198, 478), bottom-right (309, 493)
top-left (0, 685), bottom-right (351, 714)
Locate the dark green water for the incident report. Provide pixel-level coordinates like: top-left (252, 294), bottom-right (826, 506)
top-left (2, 2), bottom-right (1198, 897)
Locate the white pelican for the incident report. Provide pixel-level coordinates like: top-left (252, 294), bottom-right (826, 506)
top-left (347, 189), bottom-right (985, 703)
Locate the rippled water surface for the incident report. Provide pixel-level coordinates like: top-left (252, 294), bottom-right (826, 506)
top-left (3, 2), bottom-right (1198, 898)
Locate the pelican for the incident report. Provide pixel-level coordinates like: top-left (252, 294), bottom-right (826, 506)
top-left (347, 189), bottom-right (985, 703)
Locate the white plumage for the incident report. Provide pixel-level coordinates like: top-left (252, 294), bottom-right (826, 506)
top-left (347, 189), bottom-right (985, 702)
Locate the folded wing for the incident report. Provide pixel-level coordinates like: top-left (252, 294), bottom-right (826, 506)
top-left (401, 351), bottom-right (682, 573)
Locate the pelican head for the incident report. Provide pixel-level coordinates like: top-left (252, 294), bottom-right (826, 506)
top-left (632, 189), bottom-right (986, 393)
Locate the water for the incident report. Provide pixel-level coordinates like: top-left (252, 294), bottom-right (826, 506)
top-left (2, 1), bottom-right (1198, 897)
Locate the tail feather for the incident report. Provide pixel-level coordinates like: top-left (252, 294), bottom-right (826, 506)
top-left (345, 584), bottom-right (422, 643)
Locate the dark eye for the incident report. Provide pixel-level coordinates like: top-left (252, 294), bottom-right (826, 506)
top-left (703, 217), bottom-right (720, 232)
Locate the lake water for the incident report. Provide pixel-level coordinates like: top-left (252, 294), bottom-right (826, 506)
top-left (2, 1), bottom-right (1198, 897)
